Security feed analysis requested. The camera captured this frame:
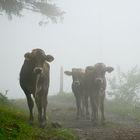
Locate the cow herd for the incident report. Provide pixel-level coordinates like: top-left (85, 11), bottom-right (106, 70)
top-left (19, 48), bottom-right (114, 128)
top-left (65, 63), bottom-right (114, 125)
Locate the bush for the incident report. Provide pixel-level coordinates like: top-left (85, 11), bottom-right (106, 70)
top-left (0, 92), bottom-right (8, 104)
top-left (108, 66), bottom-right (140, 104)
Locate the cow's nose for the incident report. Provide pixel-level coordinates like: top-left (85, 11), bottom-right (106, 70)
top-left (34, 67), bottom-right (43, 74)
top-left (96, 78), bottom-right (103, 85)
top-left (74, 81), bottom-right (80, 86)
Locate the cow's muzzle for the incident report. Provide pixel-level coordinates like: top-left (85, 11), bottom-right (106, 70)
top-left (95, 78), bottom-right (103, 85)
top-left (34, 67), bottom-right (43, 74)
top-left (73, 81), bottom-right (80, 86)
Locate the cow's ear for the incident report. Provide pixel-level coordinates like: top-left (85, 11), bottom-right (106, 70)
top-left (105, 66), bottom-right (114, 73)
top-left (24, 52), bottom-right (32, 60)
top-left (45, 55), bottom-right (54, 62)
top-left (64, 71), bottom-right (72, 76)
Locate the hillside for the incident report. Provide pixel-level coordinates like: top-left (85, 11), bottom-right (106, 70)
top-left (3, 93), bottom-right (140, 140)
top-left (0, 96), bottom-right (78, 140)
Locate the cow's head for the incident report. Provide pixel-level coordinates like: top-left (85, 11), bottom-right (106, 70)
top-left (64, 68), bottom-right (84, 86)
top-left (24, 49), bottom-right (54, 99)
top-left (93, 63), bottom-right (114, 86)
top-left (24, 48), bottom-right (54, 74)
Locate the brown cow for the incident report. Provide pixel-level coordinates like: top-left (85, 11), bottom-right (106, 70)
top-left (19, 48), bottom-right (54, 128)
top-left (64, 68), bottom-right (90, 119)
top-left (85, 63), bottom-right (114, 125)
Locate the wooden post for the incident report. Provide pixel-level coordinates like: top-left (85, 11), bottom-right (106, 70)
top-left (59, 66), bottom-right (64, 94)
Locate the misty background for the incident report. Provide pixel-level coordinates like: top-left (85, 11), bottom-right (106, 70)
top-left (0, 0), bottom-right (140, 99)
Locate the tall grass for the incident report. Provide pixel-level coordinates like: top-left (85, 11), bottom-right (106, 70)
top-left (0, 93), bottom-right (79, 140)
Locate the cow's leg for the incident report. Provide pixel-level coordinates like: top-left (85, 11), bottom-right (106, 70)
top-left (43, 97), bottom-right (47, 121)
top-left (92, 94), bottom-right (99, 125)
top-left (35, 96), bottom-right (44, 128)
top-left (75, 96), bottom-right (81, 119)
top-left (42, 93), bottom-right (48, 127)
top-left (79, 95), bottom-right (83, 118)
top-left (90, 93), bottom-right (98, 124)
top-left (90, 94), bottom-right (95, 122)
top-left (79, 95), bottom-right (85, 118)
top-left (96, 102), bottom-right (99, 123)
top-left (100, 93), bottom-right (105, 125)
top-left (81, 96), bottom-right (85, 118)
top-left (93, 101), bottom-right (98, 125)
top-left (25, 93), bottom-right (34, 124)
top-left (85, 95), bottom-right (90, 119)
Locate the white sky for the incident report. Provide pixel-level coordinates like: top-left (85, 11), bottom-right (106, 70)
top-left (0, 0), bottom-right (140, 98)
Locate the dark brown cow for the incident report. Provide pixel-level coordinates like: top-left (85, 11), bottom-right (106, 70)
top-left (19, 48), bottom-right (54, 128)
top-left (85, 63), bottom-right (114, 125)
top-left (64, 68), bottom-right (89, 119)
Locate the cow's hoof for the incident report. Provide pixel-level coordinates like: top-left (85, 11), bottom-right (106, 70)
top-left (86, 115), bottom-right (90, 120)
top-left (81, 113), bottom-right (85, 118)
top-left (101, 120), bottom-right (106, 125)
top-left (76, 116), bottom-right (80, 120)
top-left (39, 122), bottom-right (46, 129)
top-left (92, 120), bottom-right (98, 126)
top-left (39, 124), bottom-right (46, 129)
top-left (51, 121), bottom-right (62, 128)
top-left (91, 117), bottom-right (95, 122)
top-left (28, 120), bottom-right (34, 125)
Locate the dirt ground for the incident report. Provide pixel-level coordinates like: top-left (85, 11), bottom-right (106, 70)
top-left (12, 96), bottom-right (140, 140)
top-left (47, 96), bottom-right (140, 140)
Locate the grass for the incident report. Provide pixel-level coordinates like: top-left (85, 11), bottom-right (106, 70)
top-left (105, 99), bottom-right (140, 121)
top-left (2, 93), bottom-right (140, 139)
top-left (0, 98), bottom-right (79, 140)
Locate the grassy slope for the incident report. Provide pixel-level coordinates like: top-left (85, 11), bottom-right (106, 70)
top-left (0, 99), bottom-right (79, 140)
top-left (105, 99), bottom-right (140, 121)
top-left (1, 93), bottom-right (140, 140)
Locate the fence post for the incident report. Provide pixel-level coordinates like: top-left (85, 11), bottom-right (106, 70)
top-left (59, 66), bottom-right (64, 94)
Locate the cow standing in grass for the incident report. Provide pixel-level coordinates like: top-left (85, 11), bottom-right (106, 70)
top-left (64, 68), bottom-right (90, 119)
top-left (19, 48), bottom-right (54, 128)
top-left (85, 63), bottom-right (114, 125)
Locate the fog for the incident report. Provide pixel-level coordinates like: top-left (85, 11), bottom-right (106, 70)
top-left (0, 0), bottom-right (140, 98)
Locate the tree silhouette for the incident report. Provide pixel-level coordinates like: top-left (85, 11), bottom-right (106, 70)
top-left (0, 0), bottom-right (65, 24)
